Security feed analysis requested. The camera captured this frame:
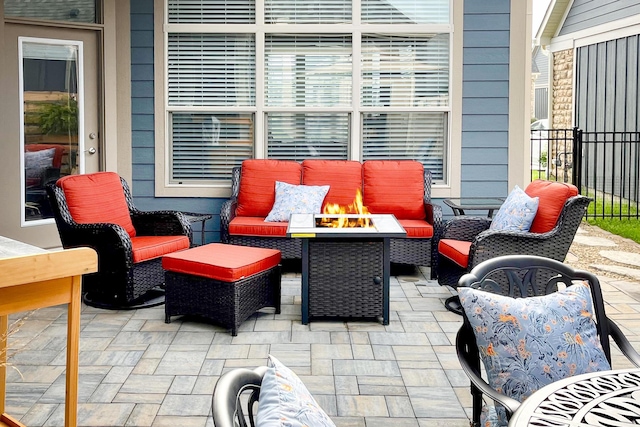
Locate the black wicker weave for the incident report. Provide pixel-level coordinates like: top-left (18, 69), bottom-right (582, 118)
top-left (164, 265), bottom-right (281, 336)
top-left (307, 240), bottom-right (384, 320)
top-left (437, 195), bottom-right (592, 293)
top-left (45, 177), bottom-right (192, 309)
top-left (220, 164), bottom-right (443, 278)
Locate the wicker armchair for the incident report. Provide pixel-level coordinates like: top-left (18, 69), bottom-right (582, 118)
top-left (46, 172), bottom-right (192, 309)
top-left (456, 255), bottom-right (640, 427)
top-left (437, 181), bottom-right (590, 313)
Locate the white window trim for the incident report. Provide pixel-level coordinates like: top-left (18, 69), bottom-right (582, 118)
top-left (154, 0), bottom-right (463, 199)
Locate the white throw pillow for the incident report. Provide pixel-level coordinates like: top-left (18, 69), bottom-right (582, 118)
top-left (264, 181), bottom-right (330, 222)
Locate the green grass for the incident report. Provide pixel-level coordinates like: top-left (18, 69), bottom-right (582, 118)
top-left (584, 191), bottom-right (640, 244)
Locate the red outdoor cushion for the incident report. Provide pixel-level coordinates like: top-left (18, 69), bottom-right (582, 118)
top-left (131, 235), bottom-right (190, 263)
top-left (162, 243), bottom-right (281, 282)
top-left (363, 160), bottom-right (425, 220)
top-left (236, 160), bottom-right (302, 218)
top-left (229, 216), bottom-right (289, 237)
top-left (57, 172), bottom-right (137, 238)
top-left (302, 160), bottom-right (363, 209)
top-left (525, 180), bottom-right (579, 233)
top-left (397, 219), bottom-right (434, 238)
top-left (438, 239), bottom-right (472, 268)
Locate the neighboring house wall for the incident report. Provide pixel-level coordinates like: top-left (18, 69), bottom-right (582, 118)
top-left (129, 0), bottom-right (517, 237)
top-left (551, 49), bottom-right (573, 129)
top-left (558, 0), bottom-right (640, 36)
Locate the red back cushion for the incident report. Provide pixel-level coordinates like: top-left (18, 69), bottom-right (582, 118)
top-left (525, 180), bottom-right (579, 233)
top-left (236, 160), bottom-right (302, 217)
top-left (57, 172), bottom-right (136, 238)
top-left (362, 160), bottom-right (425, 220)
top-left (25, 144), bottom-right (65, 168)
top-left (302, 160), bottom-right (363, 209)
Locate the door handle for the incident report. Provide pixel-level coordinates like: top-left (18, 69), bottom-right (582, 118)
top-left (85, 147), bottom-right (97, 155)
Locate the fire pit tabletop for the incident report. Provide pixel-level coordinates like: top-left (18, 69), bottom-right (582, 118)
top-left (287, 213), bottom-right (406, 238)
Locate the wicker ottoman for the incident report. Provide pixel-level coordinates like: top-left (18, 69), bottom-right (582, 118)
top-left (162, 243), bottom-right (281, 335)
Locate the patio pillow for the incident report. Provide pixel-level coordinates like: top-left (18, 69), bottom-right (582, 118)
top-left (25, 147), bottom-right (56, 179)
top-left (489, 185), bottom-right (539, 232)
top-left (265, 181), bottom-right (330, 222)
top-left (459, 283), bottom-right (611, 427)
top-left (257, 355), bottom-right (336, 427)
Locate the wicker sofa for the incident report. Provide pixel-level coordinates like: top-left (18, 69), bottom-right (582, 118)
top-left (220, 159), bottom-right (443, 277)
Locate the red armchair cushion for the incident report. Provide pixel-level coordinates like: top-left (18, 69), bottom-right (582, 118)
top-left (229, 216), bottom-right (289, 237)
top-left (525, 180), bottom-right (579, 233)
top-left (131, 235), bottom-right (190, 263)
top-left (57, 172), bottom-right (137, 238)
top-left (236, 160), bottom-right (302, 218)
top-left (162, 243), bottom-right (281, 282)
top-left (363, 160), bottom-right (425, 220)
top-left (302, 160), bottom-right (363, 209)
top-left (438, 239), bottom-right (472, 268)
top-left (397, 219), bottom-right (434, 238)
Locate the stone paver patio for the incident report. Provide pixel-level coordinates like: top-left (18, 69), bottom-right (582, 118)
top-left (5, 225), bottom-right (640, 426)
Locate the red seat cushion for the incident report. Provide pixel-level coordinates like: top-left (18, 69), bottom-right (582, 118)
top-left (131, 235), bottom-right (190, 263)
top-left (236, 160), bottom-right (302, 218)
top-left (525, 180), bottom-right (579, 233)
top-left (57, 172), bottom-right (137, 238)
top-left (438, 239), bottom-right (472, 268)
top-left (397, 219), bottom-right (434, 238)
top-left (229, 216), bottom-right (289, 237)
top-left (302, 160), bottom-right (363, 209)
top-left (162, 243), bottom-right (281, 282)
top-left (363, 160), bottom-right (425, 220)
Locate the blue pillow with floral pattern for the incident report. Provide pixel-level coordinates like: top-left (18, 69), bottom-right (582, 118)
top-left (459, 284), bottom-right (611, 427)
top-left (490, 185), bottom-right (539, 232)
top-left (257, 355), bottom-right (336, 427)
top-left (265, 181), bottom-right (330, 222)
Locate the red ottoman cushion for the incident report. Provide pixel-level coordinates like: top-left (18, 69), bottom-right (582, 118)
top-left (162, 243), bottom-right (281, 282)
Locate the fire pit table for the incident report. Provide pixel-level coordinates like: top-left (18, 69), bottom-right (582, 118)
top-left (287, 213), bottom-right (406, 325)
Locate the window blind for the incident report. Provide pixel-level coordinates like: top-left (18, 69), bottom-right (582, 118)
top-left (264, 0), bottom-right (351, 24)
top-left (362, 112), bottom-right (446, 180)
top-left (265, 35), bottom-right (352, 107)
top-left (168, 0), bottom-right (255, 23)
top-left (170, 113), bottom-right (254, 182)
top-left (267, 113), bottom-right (349, 161)
top-left (361, 34), bottom-right (449, 108)
top-left (361, 0), bottom-right (449, 24)
top-left (168, 34), bottom-right (255, 107)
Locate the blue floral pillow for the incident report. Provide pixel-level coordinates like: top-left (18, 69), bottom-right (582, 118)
top-left (490, 185), bottom-right (539, 232)
top-left (459, 284), bottom-right (611, 427)
top-left (265, 181), bottom-right (330, 222)
top-left (257, 355), bottom-right (336, 427)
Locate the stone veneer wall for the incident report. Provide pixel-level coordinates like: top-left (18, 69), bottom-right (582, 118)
top-left (551, 49), bottom-right (574, 128)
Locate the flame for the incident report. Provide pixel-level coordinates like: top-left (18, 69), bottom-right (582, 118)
top-left (318, 189), bottom-right (373, 228)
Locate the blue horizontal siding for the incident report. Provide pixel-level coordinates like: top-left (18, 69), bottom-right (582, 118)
top-left (462, 131), bottom-right (508, 148)
top-left (560, 0), bottom-right (640, 36)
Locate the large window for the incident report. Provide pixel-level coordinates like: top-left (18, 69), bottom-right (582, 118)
top-left (164, 0), bottom-right (451, 188)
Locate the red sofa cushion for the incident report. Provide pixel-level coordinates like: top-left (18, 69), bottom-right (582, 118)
top-left (131, 235), bottom-right (190, 263)
top-left (162, 243), bottom-right (281, 282)
top-left (397, 219), bottom-right (434, 238)
top-left (302, 160), bottom-right (363, 209)
top-left (438, 239), bottom-right (472, 268)
top-left (363, 160), bottom-right (425, 220)
top-left (57, 172), bottom-right (137, 238)
top-left (236, 160), bottom-right (302, 217)
top-left (229, 216), bottom-right (289, 237)
top-left (525, 180), bottom-right (579, 233)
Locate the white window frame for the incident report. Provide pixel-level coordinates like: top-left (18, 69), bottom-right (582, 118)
top-left (154, 0), bottom-right (462, 198)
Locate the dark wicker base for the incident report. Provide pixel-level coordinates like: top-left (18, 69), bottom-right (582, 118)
top-left (306, 240), bottom-right (384, 321)
top-left (228, 236), bottom-right (302, 260)
top-left (84, 286), bottom-right (165, 310)
top-left (164, 265), bottom-right (282, 336)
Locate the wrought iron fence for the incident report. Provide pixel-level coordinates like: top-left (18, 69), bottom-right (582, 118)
top-left (530, 127), bottom-right (640, 219)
